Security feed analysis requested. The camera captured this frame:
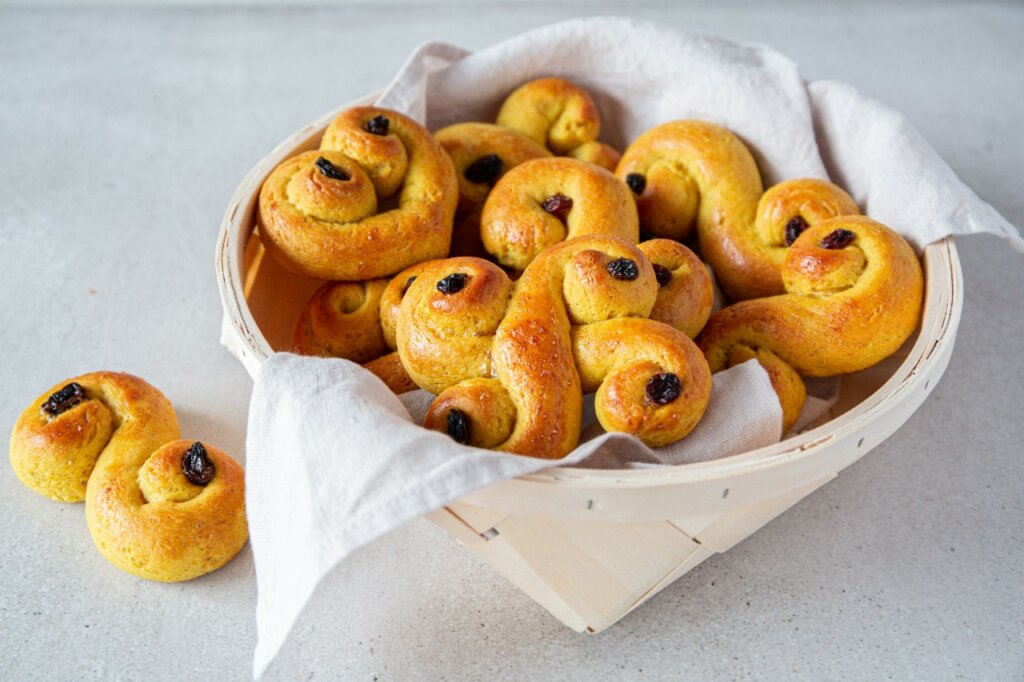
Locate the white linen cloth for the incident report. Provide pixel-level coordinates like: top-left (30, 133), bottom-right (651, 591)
top-left (246, 17), bottom-right (1023, 677)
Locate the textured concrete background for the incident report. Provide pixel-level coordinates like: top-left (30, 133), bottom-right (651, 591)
top-left (1, 2), bottom-right (1022, 680)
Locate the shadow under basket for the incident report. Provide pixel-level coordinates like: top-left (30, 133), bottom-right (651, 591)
top-left (215, 95), bottom-right (963, 634)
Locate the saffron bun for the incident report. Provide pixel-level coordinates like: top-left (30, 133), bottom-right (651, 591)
top-left (291, 261), bottom-right (430, 395)
top-left (258, 107), bottom-right (458, 281)
top-left (397, 236), bottom-right (711, 458)
top-left (9, 372), bottom-right (247, 582)
top-left (697, 217), bottom-right (924, 431)
top-left (480, 157), bottom-right (639, 271)
top-left (496, 77), bottom-right (620, 171)
top-left (294, 278), bottom-right (390, 362)
top-left (616, 119), bottom-right (859, 301)
top-left (434, 122), bottom-right (550, 258)
top-left (567, 140), bottom-right (622, 172)
top-left (637, 238), bottom-right (714, 339)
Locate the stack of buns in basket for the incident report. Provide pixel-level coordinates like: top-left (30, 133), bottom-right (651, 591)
top-left (8, 76), bottom-right (924, 583)
top-left (268, 77), bottom-right (924, 460)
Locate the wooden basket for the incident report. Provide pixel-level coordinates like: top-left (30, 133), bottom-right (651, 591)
top-left (215, 95), bottom-right (963, 634)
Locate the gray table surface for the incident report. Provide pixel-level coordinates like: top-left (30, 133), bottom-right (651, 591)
top-left (2, 2), bottom-right (1022, 680)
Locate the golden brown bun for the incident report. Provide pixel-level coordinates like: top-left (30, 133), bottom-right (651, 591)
top-left (294, 279), bottom-right (390, 362)
top-left (571, 319), bottom-right (711, 449)
top-left (480, 157), bottom-right (639, 270)
top-left (616, 120), bottom-right (859, 301)
top-left (567, 141), bottom-right (622, 172)
top-left (358, 261), bottom-right (439, 394)
top-left (497, 77), bottom-right (601, 154)
top-left (364, 351), bottom-right (418, 394)
top-left (396, 258), bottom-right (514, 395)
top-left (402, 236), bottom-right (711, 458)
top-left (638, 239), bottom-right (714, 338)
top-left (290, 258), bottom-right (425, 393)
top-left (378, 260), bottom-right (436, 350)
top-left (496, 77), bottom-right (621, 169)
top-left (9, 372), bottom-right (247, 582)
top-left (435, 123), bottom-right (551, 257)
top-left (258, 107), bottom-right (458, 281)
top-left (698, 217), bottom-right (924, 429)
top-left (291, 262), bottom-right (426, 393)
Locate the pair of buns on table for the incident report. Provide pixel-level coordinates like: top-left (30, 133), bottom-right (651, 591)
top-left (10, 372), bottom-right (248, 582)
top-left (262, 77), bottom-right (924, 459)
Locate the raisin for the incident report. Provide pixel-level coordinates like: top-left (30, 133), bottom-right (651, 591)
top-left (364, 115), bottom-right (390, 136)
top-left (401, 276), bottom-right (417, 296)
top-left (646, 373), bottom-right (682, 405)
top-left (784, 215), bottom-right (808, 246)
top-left (182, 442), bottom-right (215, 486)
top-left (41, 382), bottom-right (87, 416)
top-left (607, 258), bottom-right (640, 281)
top-left (447, 409), bottom-right (470, 444)
top-left (463, 154), bottom-right (503, 184)
top-left (626, 173), bottom-right (646, 195)
top-left (653, 264), bottom-right (673, 287)
top-left (314, 156), bottom-right (350, 181)
top-left (541, 193), bottom-right (573, 222)
top-left (436, 273), bottom-right (468, 294)
top-left (820, 228), bottom-right (856, 250)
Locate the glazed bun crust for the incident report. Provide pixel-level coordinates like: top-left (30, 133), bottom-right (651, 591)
top-left (616, 120), bottom-right (859, 301)
top-left (698, 217), bottom-right (923, 429)
top-left (567, 141), bottom-right (622, 172)
top-left (481, 157), bottom-right (639, 271)
top-left (496, 77), bottom-right (621, 171)
top-left (435, 122), bottom-right (551, 258)
top-left (638, 239), bottom-right (714, 339)
top-left (401, 236), bottom-right (712, 458)
top-left (258, 107), bottom-right (458, 281)
top-left (497, 77), bottom-right (602, 154)
top-left (9, 372), bottom-right (247, 582)
top-left (397, 258), bottom-right (514, 395)
top-left (294, 279), bottom-right (390, 362)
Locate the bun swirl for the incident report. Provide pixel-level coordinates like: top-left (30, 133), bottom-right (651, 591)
top-left (697, 217), bottom-right (924, 430)
top-left (496, 77), bottom-right (621, 171)
top-left (258, 107), bottom-right (458, 281)
top-left (435, 122), bottom-right (551, 257)
top-left (616, 120), bottom-right (859, 301)
top-left (481, 157), bottom-right (639, 271)
top-left (9, 372), bottom-right (247, 582)
top-left (400, 236), bottom-right (711, 458)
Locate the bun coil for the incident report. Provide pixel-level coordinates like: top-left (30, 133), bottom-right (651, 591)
top-left (616, 120), bottom-right (859, 301)
top-left (9, 372), bottom-right (247, 582)
top-left (397, 235), bottom-right (711, 458)
top-left (697, 217), bottom-right (923, 430)
top-left (292, 262), bottom-right (431, 395)
top-left (481, 157), bottom-right (639, 271)
top-left (258, 107), bottom-right (458, 280)
top-left (294, 278), bottom-right (390, 362)
top-left (637, 238), bottom-right (714, 338)
top-left (435, 122), bottom-right (550, 257)
top-left (496, 77), bottom-right (621, 171)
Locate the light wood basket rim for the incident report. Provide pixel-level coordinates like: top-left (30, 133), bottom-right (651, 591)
top-left (216, 93), bottom-right (963, 493)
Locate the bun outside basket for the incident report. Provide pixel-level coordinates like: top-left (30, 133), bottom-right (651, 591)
top-left (216, 93), bottom-right (963, 634)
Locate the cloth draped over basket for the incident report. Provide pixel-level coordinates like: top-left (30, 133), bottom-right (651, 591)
top-left (244, 17), bottom-right (1023, 678)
